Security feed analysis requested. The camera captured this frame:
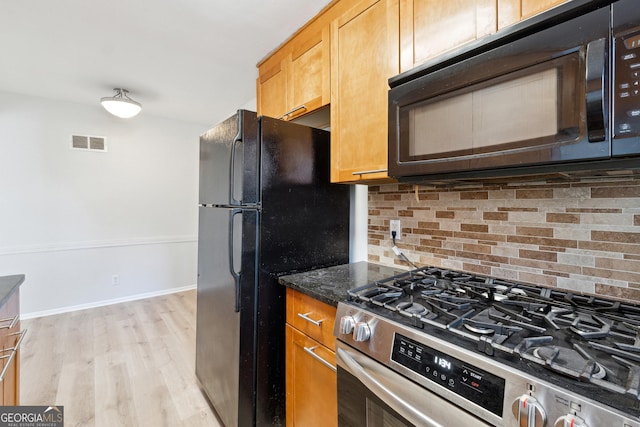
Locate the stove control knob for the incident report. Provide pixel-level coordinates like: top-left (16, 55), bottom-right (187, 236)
top-left (512, 395), bottom-right (546, 427)
top-left (555, 415), bottom-right (587, 427)
top-left (353, 322), bottom-right (372, 342)
top-left (339, 316), bottom-right (357, 335)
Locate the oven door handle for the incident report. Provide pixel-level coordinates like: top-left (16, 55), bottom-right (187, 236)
top-left (337, 346), bottom-right (445, 427)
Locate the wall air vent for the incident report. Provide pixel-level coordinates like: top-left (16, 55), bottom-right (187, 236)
top-left (71, 135), bottom-right (108, 152)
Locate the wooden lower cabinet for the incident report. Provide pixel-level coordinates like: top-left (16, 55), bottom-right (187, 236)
top-left (286, 288), bottom-right (337, 426)
top-left (0, 288), bottom-right (21, 406)
top-left (286, 325), bottom-right (337, 427)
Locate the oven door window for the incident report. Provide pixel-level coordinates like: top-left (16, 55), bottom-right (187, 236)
top-left (338, 365), bottom-right (416, 427)
top-left (366, 399), bottom-right (410, 427)
top-left (404, 53), bottom-right (582, 162)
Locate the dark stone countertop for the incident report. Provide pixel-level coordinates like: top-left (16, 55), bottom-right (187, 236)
top-left (0, 275), bottom-right (24, 308)
top-left (279, 262), bottom-right (406, 307)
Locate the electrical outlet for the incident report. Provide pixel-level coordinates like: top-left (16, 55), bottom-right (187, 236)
top-left (112, 274), bottom-right (120, 286)
top-left (390, 220), bottom-right (401, 240)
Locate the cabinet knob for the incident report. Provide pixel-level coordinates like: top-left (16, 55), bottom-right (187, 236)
top-left (353, 322), bottom-right (371, 342)
top-left (339, 316), bottom-right (356, 335)
top-left (512, 395), bottom-right (546, 427)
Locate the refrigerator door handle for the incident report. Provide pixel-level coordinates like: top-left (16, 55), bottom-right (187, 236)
top-left (229, 115), bottom-right (243, 206)
top-left (229, 208), bottom-right (242, 312)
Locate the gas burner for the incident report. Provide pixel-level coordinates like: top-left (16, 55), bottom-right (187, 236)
top-left (533, 346), bottom-right (606, 380)
top-left (396, 301), bottom-right (429, 316)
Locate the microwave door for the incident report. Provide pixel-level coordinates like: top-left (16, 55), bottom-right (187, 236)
top-left (389, 4), bottom-right (611, 179)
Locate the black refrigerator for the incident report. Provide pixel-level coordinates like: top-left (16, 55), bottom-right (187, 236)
top-left (195, 110), bottom-right (350, 427)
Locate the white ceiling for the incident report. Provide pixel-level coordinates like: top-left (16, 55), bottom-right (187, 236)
top-left (0, 0), bottom-right (331, 126)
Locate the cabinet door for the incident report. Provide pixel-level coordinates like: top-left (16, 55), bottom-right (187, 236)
top-left (331, 0), bottom-right (399, 183)
top-left (498, 0), bottom-right (568, 29)
top-left (257, 58), bottom-right (288, 119)
top-left (0, 290), bottom-right (19, 406)
top-left (288, 26), bottom-right (331, 120)
top-left (286, 325), bottom-right (337, 427)
top-left (400, 0), bottom-right (496, 72)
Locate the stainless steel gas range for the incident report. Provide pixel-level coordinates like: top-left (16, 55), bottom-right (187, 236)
top-left (334, 266), bottom-right (640, 427)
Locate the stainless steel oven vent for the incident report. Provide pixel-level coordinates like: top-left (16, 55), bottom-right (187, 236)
top-left (71, 135), bottom-right (107, 152)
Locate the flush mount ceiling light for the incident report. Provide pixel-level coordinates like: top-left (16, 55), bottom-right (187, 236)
top-left (100, 88), bottom-right (142, 118)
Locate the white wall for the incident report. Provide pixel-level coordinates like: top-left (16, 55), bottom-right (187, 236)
top-left (350, 185), bottom-right (368, 262)
top-left (0, 91), bottom-right (205, 317)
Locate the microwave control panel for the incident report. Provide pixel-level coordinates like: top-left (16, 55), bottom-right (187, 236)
top-left (614, 29), bottom-right (640, 140)
top-left (613, 0), bottom-right (640, 157)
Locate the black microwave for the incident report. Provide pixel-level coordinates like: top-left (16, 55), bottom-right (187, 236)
top-left (388, 0), bottom-right (640, 180)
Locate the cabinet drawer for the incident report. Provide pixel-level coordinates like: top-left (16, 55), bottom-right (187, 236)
top-left (286, 288), bottom-right (336, 351)
top-left (286, 325), bottom-right (337, 427)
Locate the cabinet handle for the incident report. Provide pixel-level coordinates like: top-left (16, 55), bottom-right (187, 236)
top-left (0, 316), bottom-right (18, 330)
top-left (303, 346), bottom-right (336, 372)
top-left (0, 329), bottom-right (27, 382)
top-left (352, 169), bottom-right (387, 176)
top-left (278, 105), bottom-right (307, 119)
top-left (297, 312), bottom-right (323, 327)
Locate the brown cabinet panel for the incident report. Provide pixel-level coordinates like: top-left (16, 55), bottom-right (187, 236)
top-left (498, 0), bottom-right (568, 29)
top-left (0, 289), bottom-right (20, 406)
top-left (286, 288), bottom-right (336, 351)
top-left (257, 58), bottom-right (288, 119)
top-left (285, 289), bottom-right (337, 427)
top-left (258, 24), bottom-right (331, 121)
top-left (285, 325), bottom-right (337, 427)
top-left (288, 26), bottom-right (331, 120)
top-left (401, 0), bottom-right (496, 71)
top-left (330, 0), bottom-right (399, 182)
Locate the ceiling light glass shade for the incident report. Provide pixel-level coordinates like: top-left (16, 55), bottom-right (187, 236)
top-left (100, 88), bottom-right (142, 118)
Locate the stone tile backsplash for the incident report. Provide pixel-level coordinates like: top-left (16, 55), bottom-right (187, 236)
top-left (367, 177), bottom-right (640, 303)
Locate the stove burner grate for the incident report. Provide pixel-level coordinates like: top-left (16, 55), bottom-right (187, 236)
top-left (533, 345), bottom-right (607, 380)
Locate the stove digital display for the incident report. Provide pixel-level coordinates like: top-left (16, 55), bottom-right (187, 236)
top-left (391, 334), bottom-right (505, 417)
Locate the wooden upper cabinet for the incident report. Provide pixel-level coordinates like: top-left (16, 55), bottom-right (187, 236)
top-left (257, 25), bottom-right (330, 121)
top-left (288, 26), bottom-right (331, 120)
top-left (330, 0), bottom-right (400, 183)
top-left (498, 0), bottom-right (568, 29)
top-left (400, 0), bottom-right (497, 72)
top-left (257, 56), bottom-right (288, 119)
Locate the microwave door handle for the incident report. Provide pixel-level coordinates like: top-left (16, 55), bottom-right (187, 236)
top-left (337, 347), bottom-right (444, 427)
top-left (585, 38), bottom-right (607, 142)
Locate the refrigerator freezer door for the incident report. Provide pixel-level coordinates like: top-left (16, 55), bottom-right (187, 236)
top-left (258, 117), bottom-right (350, 274)
top-left (199, 110), bottom-right (259, 206)
top-left (195, 206), bottom-right (242, 427)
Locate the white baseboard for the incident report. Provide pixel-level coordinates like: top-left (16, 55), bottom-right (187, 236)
top-left (21, 284), bottom-right (197, 320)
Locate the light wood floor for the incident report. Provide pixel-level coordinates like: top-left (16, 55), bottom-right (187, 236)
top-left (20, 290), bottom-right (222, 427)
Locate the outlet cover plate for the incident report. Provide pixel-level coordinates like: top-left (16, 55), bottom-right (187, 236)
top-left (390, 220), bottom-right (401, 240)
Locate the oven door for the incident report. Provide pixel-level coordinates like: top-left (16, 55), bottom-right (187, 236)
top-left (336, 342), bottom-right (492, 427)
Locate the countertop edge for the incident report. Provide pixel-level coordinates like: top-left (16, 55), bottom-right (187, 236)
top-left (279, 277), bottom-right (338, 307)
top-left (0, 275), bottom-right (24, 309)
